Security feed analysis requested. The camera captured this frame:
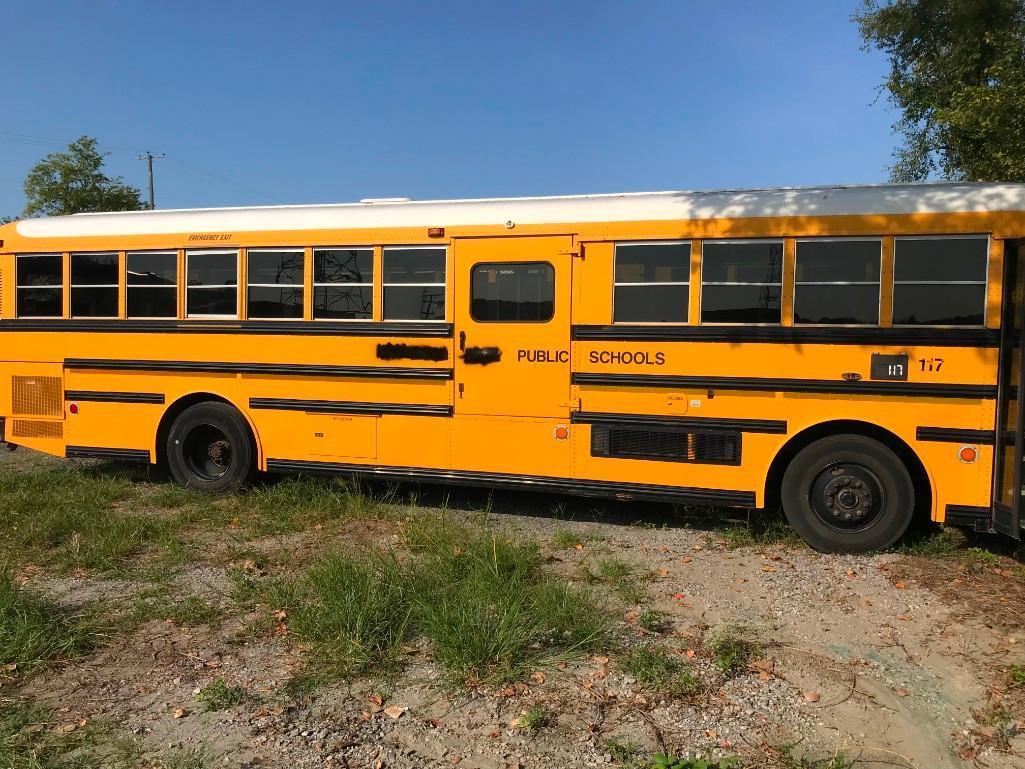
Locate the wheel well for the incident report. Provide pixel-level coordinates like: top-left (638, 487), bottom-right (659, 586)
top-left (764, 420), bottom-right (932, 520)
top-left (155, 393), bottom-right (258, 467)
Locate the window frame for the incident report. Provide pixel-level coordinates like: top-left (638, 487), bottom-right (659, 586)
top-left (793, 236), bottom-right (882, 327)
top-left (185, 249), bottom-right (240, 319)
top-left (891, 234), bottom-right (990, 327)
top-left (126, 250), bottom-right (178, 320)
top-left (382, 245), bottom-right (447, 322)
top-left (700, 238), bottom-right (784, 326)
top-left (312, 246), bottom-right (375, 322)
top-left (469, 260), bottom-right (556, 324)
top-left (612, 240), bottom-right (691, 325)
top-left (69, 251), bottom-right (119, 319)
top-left (245, 247), bottom-right (305, 321)
top-left (15, 253), bottom-right (64, 319)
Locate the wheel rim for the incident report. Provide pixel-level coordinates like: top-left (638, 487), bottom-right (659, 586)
top-left (182, 423), bottom-right (233, 481)
top-left (808, 461), bottom-right (885, 532)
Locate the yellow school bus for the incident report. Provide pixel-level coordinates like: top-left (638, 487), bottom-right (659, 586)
top-left (2, 183), bottom-right (1024, 552)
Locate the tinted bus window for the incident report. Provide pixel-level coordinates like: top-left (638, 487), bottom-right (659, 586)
top-left (471, 262), bottom-right (554, 322)
top-left (247, 249), bottom-right (304, 319)
top-left (16, 254), bottom-right (62, 317)
top-left (794, 240), bottom-right (881, 325)
top-left (701, 241), bottom-right (783, 323)
top-left (383, 247), bottom-right (446, 320)
top-left (127, 251), bottom-right (177, 318)
top-left (314, 248), bottom-right (373, 320)
top-left (613, 242), bottom-right (689, 323)
top-left (893, 237), bottom-right (988, 325)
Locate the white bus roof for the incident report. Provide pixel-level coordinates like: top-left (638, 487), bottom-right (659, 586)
top-left (14, 182), bottom-right (1025, 238)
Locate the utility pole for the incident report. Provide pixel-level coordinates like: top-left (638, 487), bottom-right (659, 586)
top-left (136, 151), bottom-right (165, 209)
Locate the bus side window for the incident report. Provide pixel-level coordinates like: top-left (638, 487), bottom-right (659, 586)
top-left (247, 249), bottom-right (304, 319)
top-left (71, 252), bottom-right (118, 318)
top-left (893, 237), bottom-right (988, 326)
top-left (127, 251), bottom-right (177, 318)
top-left (382, 247), bottom-right (446, 321)
top-left (794, 239), bottom-right (881, 325)
top-left (16, 253), bottom-right (63, 318)
top-left (314, 248), bottom-right (373, 320)
top-left (701, 241), bottom-right (783, 324)
top-left (612, 241), bottom-right (690, 323)
top-left (186, 250), bottom-right (239, 318)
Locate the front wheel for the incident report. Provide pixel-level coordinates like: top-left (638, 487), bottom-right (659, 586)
top-left (780, 434), bottom-right (914, 553)
top-left (166, 402), bottom-right (254, 493)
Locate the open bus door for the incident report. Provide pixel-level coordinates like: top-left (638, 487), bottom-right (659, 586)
top-left (993, 239), bottom-right (1025, 537)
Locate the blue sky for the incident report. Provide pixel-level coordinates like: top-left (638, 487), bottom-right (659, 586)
top-left (0, 1), bottom-right (895, 214)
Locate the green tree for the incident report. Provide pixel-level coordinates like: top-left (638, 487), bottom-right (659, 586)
top-left (855, 0), bottom-right (1025, 182)
top-left (22, 136), bottom-right (144, 217)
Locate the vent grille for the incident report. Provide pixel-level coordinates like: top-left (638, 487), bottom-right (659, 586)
top-left (11, 419), bottom-right (63, 439)
top-left (12, 376), bottom-right (63, 417)
top-left (591, 426), bottom-right (740, 465)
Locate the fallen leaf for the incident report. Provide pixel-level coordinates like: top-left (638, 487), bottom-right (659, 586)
top-left (3, 663), bottom-right (17, 672)
top-left (54, 723), bottom-right (78, 734)
top-left (693, 544), bottom-right (703, 552)
top-left (705, 728), bottom-right (717, 738)
top-left (759, 670), bottom-right (771, 681)
top-left (173, 708), bottom-right (188, 719)
top-left (272, 609), bottom-right (287, 621)
top-left (573, 543), bottom-right (583, 551)
top-left (894, 581), bottom-right (908, 590)
top-left (530, 671), bottom-right (545, 685)
top-left (896, 687), bottom-right (910, 697)
top-left (762, 565), bottom-right (776, 573)
top-left (860, 597), bottom-right (873, 607)
top-left (802, 691), bottom-right (820, 703)
top-left (685, 649), bottom-right (696, 658)
top-left (751, 659), bottom-right (775, 674)
top-left (489, 730), bottom-right (500, 739)
top-left (681, 556), bottom-right (693, 564)
top-left (370, 693), bottom-right (384, 707)
top-left (592, 655), bottom-right (609, 666)
top-left (383, 705), bottom-right (407, 719)
top-left (657, 568), bottom-right (670, 577)
top-left (896, 614), bottom-right (913, 622)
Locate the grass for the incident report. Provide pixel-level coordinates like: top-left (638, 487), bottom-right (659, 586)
top-left (551, 527), bottom-right (600, 550)
top-left (196, 678), bottom-right (246, 711)
top-left (602, 737), bottom-right (643, 765)
top-left (706, 625), bottom-right (758, 676)
top-left (638, 609), bottom-right (671, 634)
top-left (0, 573), bottom-right (90, 676)
top-left (155, 746), bottom-right (210, 769)
top-left (649, 755), bottom-right (740, 769)
top-left (274, 551), bottom-right (412, 676)
top-left (262, 513), bottom-right (610, 685)
top-left (622, 645), bottom-right (701, 697)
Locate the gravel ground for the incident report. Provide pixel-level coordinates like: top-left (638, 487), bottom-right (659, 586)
top-left (7, 450), bottom-right (1025, 768)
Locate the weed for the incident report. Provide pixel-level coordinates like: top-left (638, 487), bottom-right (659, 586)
top-left (964, 547), bottom-right (1000, 567)
top-left (706, 625), bottom-right (757, 676)
top-left (0, 697), bottom-right (138, 769)
top-left (196, 678), bottom-right (246, 711)
top-left (638, 609), bottom-right (671, 634)
top-left (516, 704), bottom-right (549, 732)
top-left (0, 573), bottom-right (89, 675)
top-left (1008, 664), bottom-right (1025, 688)
top-left (155, 746), bottom-right (210, 769)
top-left (132, 587), bottom-right (221, 626)
top-left (552, 528), bottom-right (585, 550)
top-left (284, 551), bottom-right (412, 675)
top-left (649, 754), bottom-right (740, 769)
top-left (622, 645), bottom-right (701, 696)
top-left (768, 743), bottom-right (857, 768)
top-left (716, 511), bottom-right (799, 551)
top-left (407, 515), bottom-right (609, 684)
top-left (898, 526), bottom-right (966, 557)
top-left (580, 557), bottom-right (646, 604)
top-left (603, 737), bottom-right (642, 765)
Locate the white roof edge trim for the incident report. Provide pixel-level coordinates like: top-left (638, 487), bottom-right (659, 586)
top-left (14, 182), bottom-right (1025, 239)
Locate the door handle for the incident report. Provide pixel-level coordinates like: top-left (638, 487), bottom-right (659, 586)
top-left (459, 330), bottom-right (466, 352)
top-left (463, 346), bottom-right (502, 365)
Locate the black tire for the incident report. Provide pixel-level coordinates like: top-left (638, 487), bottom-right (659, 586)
top-left (780, 434), bottom-right (914, 553)
top-left (165, 402), bottom-right (254, 493)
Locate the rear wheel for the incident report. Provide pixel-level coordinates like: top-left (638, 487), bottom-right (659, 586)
top-left (166, 402), bottom-right (253, 493)
top-left (781, 434), bottom-right (914, 553)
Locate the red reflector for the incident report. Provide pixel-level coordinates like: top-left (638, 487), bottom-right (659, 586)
top-left (428, 227), bottom-right (445, 238)
top-left (68, 403), bottom-right (79, 415)
top-left (958, 445), bottom-right (978, 463)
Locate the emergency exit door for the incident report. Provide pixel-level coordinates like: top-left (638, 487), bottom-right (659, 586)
top-left (993, 239), bottom-right (1025, 537)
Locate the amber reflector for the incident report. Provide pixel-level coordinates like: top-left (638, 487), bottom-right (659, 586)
top-left (428, 227), bottom-right (445, 238)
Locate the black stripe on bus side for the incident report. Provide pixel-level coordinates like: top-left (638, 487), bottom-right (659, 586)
top-left (572, 372), bottom-right (997, 399)
top-left (1, 319), bottom-right (454, 338)
top-left (64, 390), bottom-right (165, 405)
top-left (916, 427), bottom-right (995, 444)
top-left (944, 504), bottom-right (991, 531)
top-left (570, 411), bottom-right (787, 434)
top-left (265, 458), bottom-right (757, 507)
top-left (571, 324), bottom-right (1001, 348)
top-left (64, 359), bottom-right (454, 380)
top-left (66, 446), bottom-right (150, 462)
top-left (250, 398), bottom-right (452, 417)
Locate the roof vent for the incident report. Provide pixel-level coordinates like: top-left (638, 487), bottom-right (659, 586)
top-left (359, 197), bottom-right (412, 204)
